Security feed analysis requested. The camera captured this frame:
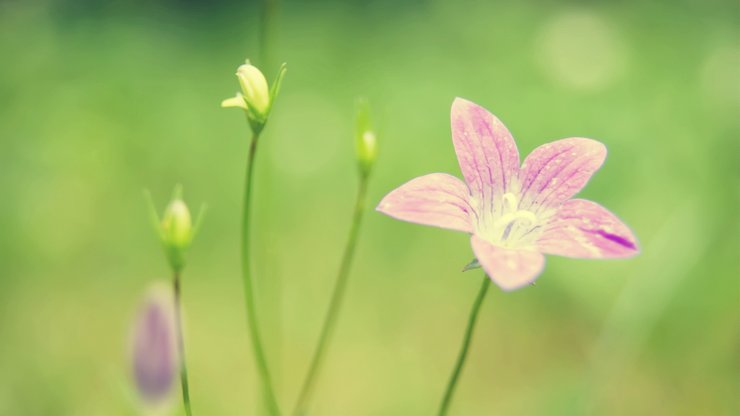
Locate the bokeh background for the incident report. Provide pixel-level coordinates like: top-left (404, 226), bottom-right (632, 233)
top-left (1, 0), bottom-right (738, 414)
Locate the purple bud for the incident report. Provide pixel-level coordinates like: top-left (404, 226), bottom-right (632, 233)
top-left (131, 288), bottom-right (178, 404)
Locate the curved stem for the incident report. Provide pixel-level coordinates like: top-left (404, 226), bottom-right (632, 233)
top-left (241, 132), bottom-right (281, 416)
top-left (173, 271), bottom-right (193, 416)
top-left (437, 275), bottom-right (490, 416)
top-left (292, 178), bottom-right (369, 416)
top-left (258, 0), bottom-right (282, 393)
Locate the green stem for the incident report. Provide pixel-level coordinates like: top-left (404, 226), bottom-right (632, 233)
top-left (173, 271), bottom-right (193, 416)
top-left (437, 275), bottom-right (490, 416)
top-left (241, 131), bottom-right (281, 416)
top-left (292, 178), bottom-right (370, 416)
top-left (258, 0), bottom-right (282, 393)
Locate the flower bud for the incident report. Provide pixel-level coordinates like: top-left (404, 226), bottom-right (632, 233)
top-left (355, 99), bottom-right (377, 177)
top-left (357, 130), bottom-right (377, 176)
top-left (145, 186), bottom-right (204, 273)
top-left (131, 285), bottom-right (177, 406)
top-left (236, 63), bottom-right (270, 118)
top-left (161, 199), bottom-right (192, 250)
top-left (223, 60), bottom-right (287, 135)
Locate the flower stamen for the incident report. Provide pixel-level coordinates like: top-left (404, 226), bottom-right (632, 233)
top-left (495, 210), bottom-right (537, 228)
top-left (497, 210), bottom-right (537, 241)
top-left (502, 192), bottom-right (518, 213)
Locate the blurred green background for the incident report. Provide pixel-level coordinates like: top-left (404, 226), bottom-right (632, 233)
top-left (0, 0), bottom-right (738, 414)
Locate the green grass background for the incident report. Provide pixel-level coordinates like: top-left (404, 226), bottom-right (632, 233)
top-left (0, 0), bottom-right (737, 414)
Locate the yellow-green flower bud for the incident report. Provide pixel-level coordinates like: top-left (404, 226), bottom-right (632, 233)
top-left (145, 187), bottom-right (205, 273)
top-left (236, 63), bottom-right (270, 118)
top-left (356, 130), bottom-right (377, 176)
top-left (161, 199), bottom-right (192, 250)
top-left (222, 61), bottom-right (287, 135)
top-left (355, 99), bottom-right (377, 177)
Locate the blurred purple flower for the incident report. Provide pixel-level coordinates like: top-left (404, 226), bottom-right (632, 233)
top-left (377, 98), bottom-right (639, 290)
top-left (131, 289), bottom-right (178, 403)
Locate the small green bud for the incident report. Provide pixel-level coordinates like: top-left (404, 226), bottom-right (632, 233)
top-left (355, 99), bottom-right (377, 177)
top-left (357, 130), bottom-right (377, 175)
top-left (161, 199), bottom-right (192, 250)
top-left (145, 186), bottom-right (205, 273)
top-left (236, 63), bottom-right (270, 118)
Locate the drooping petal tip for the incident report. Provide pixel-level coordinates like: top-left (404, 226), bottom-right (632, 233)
top-left (471, 235), bottom-right (546, 291)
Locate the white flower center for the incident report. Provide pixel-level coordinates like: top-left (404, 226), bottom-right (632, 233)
top-left (476, 192), bottom-right (544, 248)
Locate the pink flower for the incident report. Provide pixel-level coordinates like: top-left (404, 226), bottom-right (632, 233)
top-left (377, 98), bottom-right (639, 291)
top-left (131, 288), bottom-right (178, 404)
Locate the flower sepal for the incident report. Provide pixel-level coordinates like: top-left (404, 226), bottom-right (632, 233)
top-left (462, 258), bottom-right (481, 272)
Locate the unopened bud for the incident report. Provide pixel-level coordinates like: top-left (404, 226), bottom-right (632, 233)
top-left (236, 63), bottom-right (270, 118)
top-left (131, 285), bottom-right (177, 406)
top-left (146, 186), bottom-right (204, 273)
top-left (223, 60), bottom-right (287, 135)
top-left (161, 199), bottom-right (192, 250)
top-left (357, 130), bottom-right (377, 175)
top-left (355, 99), bottom-right (377, 177)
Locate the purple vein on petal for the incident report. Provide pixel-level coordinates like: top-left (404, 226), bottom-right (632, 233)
top-left (477, 109), bottom-right (507, 191)
top-left (520, 144), bottom-right (576, 197)
top-left (531, 156), bottom-right (593, 209)
top-left (469, 108), bottom-right (499, 206)
top-left (453, 116), bottom-right (486, 197)
top-left (534, 147), bottom-right (583, 194)
top-left (592, 229), bottom-right (638, 250)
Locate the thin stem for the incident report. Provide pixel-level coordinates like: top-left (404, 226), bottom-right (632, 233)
top-left (292, 178), bottom-right (370, 416)
top-left (258, 0), bottom-right (282, 392)
top-left (173, 271), bottom-right (193, 416)
top-left (241, 131), bottom-right (282, 416)
top-left (437, 275), bottom-right (491, 416)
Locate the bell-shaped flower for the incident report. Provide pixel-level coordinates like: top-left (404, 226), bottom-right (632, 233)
top-left (377, 98), bottom-right (639, 291)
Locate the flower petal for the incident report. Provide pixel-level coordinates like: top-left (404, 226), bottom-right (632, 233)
top-left (221, 93), bottom-right (247, 109)
top-left (471, 235), bottom-right (545, 291)
top-left (519, 138), bottom-right (606, 212)
top-left (450, 98), bottom-right (520, 210)
top-left (537, 199), bottom-right (639, 258)
top-left (377, 173), bottom-right (474, 233)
